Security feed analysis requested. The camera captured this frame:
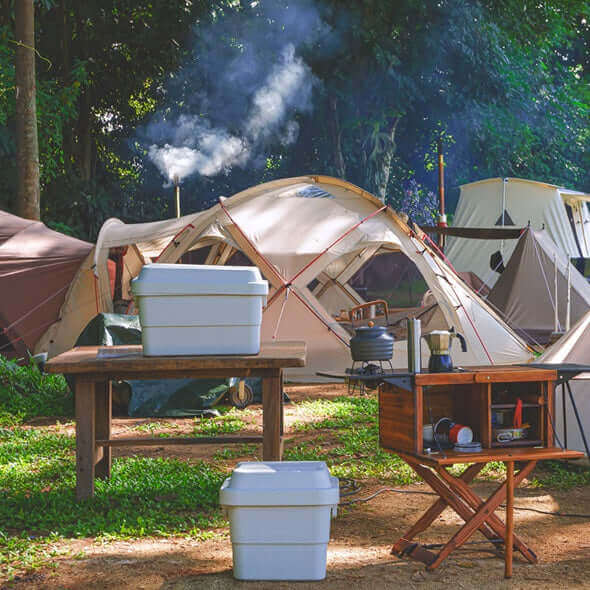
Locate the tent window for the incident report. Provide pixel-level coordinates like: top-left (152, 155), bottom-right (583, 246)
top-left (349, 252), bottom-right (428, 308)
top-left (295, 186), bottom-right (335, 199)
top-left (494, 210), bottom-right (515, 226)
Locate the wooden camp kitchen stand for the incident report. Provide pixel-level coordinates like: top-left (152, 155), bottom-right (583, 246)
top-left (46, 341), bottom-right (306, 500)
top-left (379, 366), bottom-right (583, 578)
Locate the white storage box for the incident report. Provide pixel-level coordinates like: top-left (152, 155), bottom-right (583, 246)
top-left (131, 264), bottom-right (268, 356)
top-left (220, 461), bottom-right (339, 581)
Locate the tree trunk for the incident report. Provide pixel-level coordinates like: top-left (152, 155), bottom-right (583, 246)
top-left (60, 0), bottom-right (73, 171)
top-left (328, 96), bottom-right (346, 178)
top-left (15, 0), bottom-right (40, 220)
top-left (366, 116), bottom-right (400, 202)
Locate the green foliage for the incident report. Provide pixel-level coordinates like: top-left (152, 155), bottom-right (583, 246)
top-left (0, 355), bottom-right (72, 425)
top-left (0, 427), bottom-right (226, 578)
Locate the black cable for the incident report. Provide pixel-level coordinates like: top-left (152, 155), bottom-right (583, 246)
top-left (340, 484), bottom-right (590, 518)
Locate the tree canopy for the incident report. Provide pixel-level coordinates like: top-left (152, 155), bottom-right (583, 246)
top-left (0, 0), bottom-right (588, 238)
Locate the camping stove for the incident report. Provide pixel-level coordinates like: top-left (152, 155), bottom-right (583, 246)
top-left (346, 359), bottom-right (394, 395)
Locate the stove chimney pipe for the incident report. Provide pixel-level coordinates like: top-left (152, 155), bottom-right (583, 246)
top-left (437, 138), bottom-right (447, 249)
top-left (173, 175), bottom-right (181, 218)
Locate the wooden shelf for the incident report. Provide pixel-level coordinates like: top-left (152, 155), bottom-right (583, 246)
top-left (491, 439), bottom-right (542, 448)
top-left (491, 403), bottom-right (543, 409)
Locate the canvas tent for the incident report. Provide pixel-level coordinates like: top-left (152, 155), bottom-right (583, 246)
top-left (0, 210), bottom-right (93, 359)
top-left (537, 311), bottom-right (590, 456)
top-left (447, 177), bottom-right (590, 288)
top-left (87, 176), bottom-right (532, 380)
top-left (487, 228), bottom-right (590, 344)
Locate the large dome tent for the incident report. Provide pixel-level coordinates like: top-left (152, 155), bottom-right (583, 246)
top-left (89, 175), bottom-right (533, 380)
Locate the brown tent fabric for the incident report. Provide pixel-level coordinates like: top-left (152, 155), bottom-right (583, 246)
top-left (458, 271), bottom-right (490, 298)
top-left (0, 211), bottom-right (92, 357)
top-left (487, 228), bottom-right (590, 344)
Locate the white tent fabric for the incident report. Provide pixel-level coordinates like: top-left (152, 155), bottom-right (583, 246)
top-left (90, 175), bottom-right (532, 380)
top-left (447, 178), bottom-right (590, 288)
top-left (537, 312), bottom-right (590, 456)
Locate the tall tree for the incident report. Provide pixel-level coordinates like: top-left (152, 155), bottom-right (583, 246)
top-left (14, 0), bottom-right (40, 219)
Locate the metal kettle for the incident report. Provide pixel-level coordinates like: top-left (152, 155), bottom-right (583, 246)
top-left (422, 327), bottom-right (467, 372)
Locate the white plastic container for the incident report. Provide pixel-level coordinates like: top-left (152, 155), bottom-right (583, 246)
top-left (219, 461), bottom-right (339, 581)
top-left (131, 264), bottom-right (268, 356)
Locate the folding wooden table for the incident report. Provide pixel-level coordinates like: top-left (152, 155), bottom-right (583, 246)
top-left (392, 447), bottom-right (582, 577)
top-left (46, 341), bottom-right (306, 500)
top-left (379, 366), bottom-right (584, 578)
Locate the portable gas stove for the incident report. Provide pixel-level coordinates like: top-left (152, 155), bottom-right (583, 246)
top-left (345, 360), bottom-right (394, 395)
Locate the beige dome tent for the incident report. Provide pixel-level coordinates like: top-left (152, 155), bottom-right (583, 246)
top-left (487, 228), bottom-right (590, 344)
top-left (82, 176), bottom-right (531, 380)
top-left (447, 177), bottom-right (590, 288)
top-left (537, 311), bottom-right (590, 456)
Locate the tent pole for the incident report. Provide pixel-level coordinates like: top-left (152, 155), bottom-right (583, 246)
top-left (500, 178), bottom-right (508, 254)
top-left (566, 263), bottom-right (571, 331)
top-left (554, 253), bottom-right (559, 333)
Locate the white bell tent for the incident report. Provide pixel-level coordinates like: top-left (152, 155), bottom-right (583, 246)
top-left (447, 177), bottom-right (590, 288)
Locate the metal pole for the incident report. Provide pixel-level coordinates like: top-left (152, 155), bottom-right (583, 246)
top-left (566, 380), bottom-right (590, 457)
top-left (174, 175), bottom-right (181, 218)
top-left (554, 253), bottom-right (559, 333)
top-left (566, 262), bottom-right (571, 332)
top-left (437, 139), bottom-right (446, 250)
top-left (500, 178), bottom-right (507, 254)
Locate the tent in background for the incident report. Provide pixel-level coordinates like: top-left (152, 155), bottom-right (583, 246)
top-left (0, 211), bottom-right (93, 359)
top-left (90, 175), bottom-right (533, 380)
top-left (487, 229), bottom-right (590, 345)
top-left (447, 177), bottom-right (590, 288)
top-left (537, 311), bottom-right (590, 456)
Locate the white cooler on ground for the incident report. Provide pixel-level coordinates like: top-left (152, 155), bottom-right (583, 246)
top-left (219, 461), bottom-right (339, 581)
top-left (131, 264), bottom-right (268, 356)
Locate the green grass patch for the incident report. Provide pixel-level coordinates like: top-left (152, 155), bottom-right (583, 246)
top-left (530, 460), bottom-right (590, 489)
top-left (193, 408), bottom-right (250, 436)
top-left (0, 355), bottom-right (72, 425)
top-left (0, 426), bottom-right (226, 580)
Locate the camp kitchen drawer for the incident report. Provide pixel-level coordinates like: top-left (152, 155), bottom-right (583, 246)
top-left (131, 263), bottom-right (268, 356)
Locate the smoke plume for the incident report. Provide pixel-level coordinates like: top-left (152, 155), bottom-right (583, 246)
top-left (144, 2), bottom-right (325, 184)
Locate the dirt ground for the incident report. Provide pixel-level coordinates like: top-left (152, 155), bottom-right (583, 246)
top-left (5, 384), bottom-right (590, 590)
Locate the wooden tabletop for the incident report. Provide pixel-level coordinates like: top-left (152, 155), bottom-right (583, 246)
top-left (414, 365), bottom-right (558, 385)
top-left (46, 341), bottom-right (306, 375)
top-left (400, 447), bottom-right (584, 466)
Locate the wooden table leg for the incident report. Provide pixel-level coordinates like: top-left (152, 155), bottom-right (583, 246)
top-left (505, 460), bottom-right (514, 578)
top-left (75, 377), bottom-right (96, 500)
top-left (262, 369), bottom-right (282, 461)
top-left (426, 460), bottom-right (536, 571)
top-left (436, 463), bottom-right (537, 564)
top-left (95, 380), bottom-right (112, 480)
top-left (392, 463), bottom-right (484, 555)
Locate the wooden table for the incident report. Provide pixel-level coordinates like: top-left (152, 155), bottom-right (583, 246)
top-left (392, 447), bottom-right (583, 577)
top-left (378, 366), bottom-right (585, 578)
top-left (46, 341), bottom-right (306, 500)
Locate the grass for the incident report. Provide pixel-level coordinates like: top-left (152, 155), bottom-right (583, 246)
top-left (0, 426), bottom-right (227, 580)
top-left (193, 407), bottom-right (251, 436)
top-left (0, 355), bottom-right (72, 426)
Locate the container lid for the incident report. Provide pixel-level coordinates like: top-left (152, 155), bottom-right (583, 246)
top-left (219, 461), bottom-right (339, 507)
top-left (131, 264), bottom-right (269, 296)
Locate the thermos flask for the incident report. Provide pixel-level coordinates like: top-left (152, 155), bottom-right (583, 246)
top-left (407, 318), bottom-right (421, 373)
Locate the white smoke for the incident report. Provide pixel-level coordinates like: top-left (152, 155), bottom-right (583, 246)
top-left (148, 43), bottom-right (314, 183)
